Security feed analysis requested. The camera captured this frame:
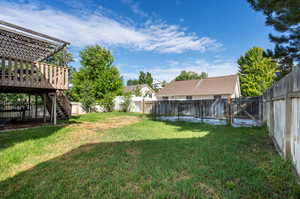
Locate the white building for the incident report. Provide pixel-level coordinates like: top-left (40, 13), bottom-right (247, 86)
top-left (124, 84), bottom-right (156, 99)
top-left (152, 80), bottom-right (163, 90)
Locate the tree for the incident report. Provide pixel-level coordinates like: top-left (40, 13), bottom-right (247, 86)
top-left (138, 71), bottom-right (153, 87)
top-left (247, 0), bottom-right (300, 76)
top-left (46, 48), bottom-right (74, 67)
top-left (127, 79), bottom-right (139, 86)
top-left (238, 47), bottom-right (277, 96)
top-left (175, 71), bottom-right (208, 81)
top-left (139, 71), bottom-right (146, 84)
top-left (79, 81), bottom-right (95, 112)
top-left (145, 72), bottom-right (153, 86)
top-left (70, 45), bottom-right (123, 111)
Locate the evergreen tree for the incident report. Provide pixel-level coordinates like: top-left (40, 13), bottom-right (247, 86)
top-left (238, 47), bottom-right (277, 96)
top-left (247, 0), bottom-right (300, 76)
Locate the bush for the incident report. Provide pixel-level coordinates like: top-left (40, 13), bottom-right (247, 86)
top-left (100, 93), bottom-right (115, 112)
top-left (121, 93), bottom-right (132, 112)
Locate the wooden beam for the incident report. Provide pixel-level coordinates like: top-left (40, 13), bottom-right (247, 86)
top-left (39, 43), bottom-right (67, 62)
top-left (0, 20), bottom-right (70, 45)
top-left (0, 20), bottom-right (69, 62)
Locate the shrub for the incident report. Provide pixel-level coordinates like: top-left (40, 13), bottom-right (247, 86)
top-left (100, 93), bottom-right (115, 112)
top-left (121, 93), bottom-right (132, 112)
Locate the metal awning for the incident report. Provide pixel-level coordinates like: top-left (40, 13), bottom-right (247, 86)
top-left (0, 20), bottom-right (70, 62)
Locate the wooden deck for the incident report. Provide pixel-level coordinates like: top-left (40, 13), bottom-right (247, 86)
top-left (0, 57), bottom-right (68, 93)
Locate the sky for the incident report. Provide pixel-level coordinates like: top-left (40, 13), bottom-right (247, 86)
top-left (0, 0), bottom-right (275, 82)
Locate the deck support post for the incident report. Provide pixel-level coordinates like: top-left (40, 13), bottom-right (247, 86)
top-left (35, 95), bottom-right (38, 119)
top-left (43, 93), bottom-right (46, 123)
top-left (28, 94), bottom-right (31, 119)
top-left (53, 93), bottom-right (57, 125)
top-left (49, 93), bottom-right (57, 125)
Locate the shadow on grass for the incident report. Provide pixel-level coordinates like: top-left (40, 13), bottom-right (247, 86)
top-left (0, 112), bottom-right (139, 151)
top-left (0, 119), bottom-right (82, 151)
top-left (0, 123), bottom-right (299, 199)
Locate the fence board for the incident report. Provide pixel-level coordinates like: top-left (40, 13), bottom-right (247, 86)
top-left (263, 65), bottom-right (300, 178)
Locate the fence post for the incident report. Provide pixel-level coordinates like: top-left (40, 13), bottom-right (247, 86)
top-left (142, 99), bottom-right (145, 114)
top-left (284, 74), bottom-right (293, 159)
top-left (177, 101), bottom-right (180, 121)
top-left (258, 96), bottom-right (263, 124)
top-left (227, 97), bottom-right (232, 126)
top-left (269, 87), bottom-right (275, 137)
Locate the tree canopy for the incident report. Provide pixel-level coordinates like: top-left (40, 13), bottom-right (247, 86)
top-left (127, 79), bottom-right (139, 86)
top-left (247, 0), bottom-right (300, 77)
top-left (139, 71), bottom-right (153, 86)
top-left (127, 71), bottom-right (153, 87)
top-left (70, 45), bottom-right (123, 111)
top-left (238, 47), bottom-right (277, 96)
top-left (46, 48), bottom-right (74, 67)
top-left (175, 71), bottom-right (208, 81)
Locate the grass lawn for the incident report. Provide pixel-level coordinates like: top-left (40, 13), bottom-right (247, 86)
top-left (0, 112), bottom-right (299, 198)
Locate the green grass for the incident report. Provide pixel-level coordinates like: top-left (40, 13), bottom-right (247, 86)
top-left (0, 112), bottom-right (299, 198)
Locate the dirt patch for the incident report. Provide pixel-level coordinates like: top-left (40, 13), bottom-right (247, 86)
top-left (194, 182), bottom-right (220, 199)
top-left (174, 171), bottom-right (191, 182)
top-left (123, 182), bottom-right (142, 193)
top-left (1, 116), bottom-right (140, 181)
top-left (48, 116), bottom-right (140, 154)
top-left (71, 116), bottom-right (140, 131)
top-left (126, 148), bottom-right (141, 156)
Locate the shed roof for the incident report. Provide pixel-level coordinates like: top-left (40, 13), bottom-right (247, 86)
top-left (157, 74), bottom-right (239, 96)
top-left (0, 20), bottom-right (69, 62)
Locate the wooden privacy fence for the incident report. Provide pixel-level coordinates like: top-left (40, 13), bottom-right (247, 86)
top-left (0, 57), bottom-right (68, 90)
top-left (262, 65), bottom-right (300, 178)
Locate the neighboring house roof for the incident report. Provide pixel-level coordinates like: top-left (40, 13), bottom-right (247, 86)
top-left (124, 84), bottom-right (154, 93)
top-left (157, 74), bottom-right (239, 96)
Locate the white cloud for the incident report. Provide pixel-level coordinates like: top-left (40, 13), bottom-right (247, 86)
top-left (122, 59), bottom-right (238, 81)
top-left (121, 0), bottom-right (148, 17)
top-left (0, 1), bottom-right (221, 54)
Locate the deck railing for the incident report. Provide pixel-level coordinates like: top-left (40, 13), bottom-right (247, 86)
top-left (0, 57), bottom-right (68, 90)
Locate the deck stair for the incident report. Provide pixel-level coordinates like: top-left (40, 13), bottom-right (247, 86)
top-left (43, 91), bottom-right (71, 120)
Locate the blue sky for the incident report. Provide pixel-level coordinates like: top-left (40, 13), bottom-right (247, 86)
top-left (1, 0), bottom-right (275, 82)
